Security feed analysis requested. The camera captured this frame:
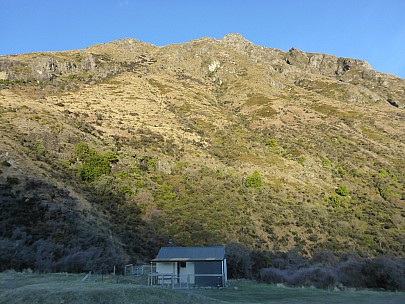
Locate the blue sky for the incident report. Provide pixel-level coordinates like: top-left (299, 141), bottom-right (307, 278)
top-left (1, 0), bottom-right (404, 78)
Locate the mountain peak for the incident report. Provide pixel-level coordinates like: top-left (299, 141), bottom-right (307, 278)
top-left (218, 33), bottom-right (254, 49)
top-left (221, 33), bottom-right (250, 41)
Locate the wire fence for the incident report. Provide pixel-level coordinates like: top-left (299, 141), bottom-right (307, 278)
top-left (124, 264), bottom-right (154, 276)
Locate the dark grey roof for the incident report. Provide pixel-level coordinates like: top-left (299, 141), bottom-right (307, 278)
top-left (152, 246), bottom-right (225, 262)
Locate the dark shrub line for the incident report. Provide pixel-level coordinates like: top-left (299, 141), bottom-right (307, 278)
top-left (226, 244), bottom-right (405, 291)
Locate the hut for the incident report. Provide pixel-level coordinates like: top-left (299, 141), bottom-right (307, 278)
top-left (149, 246), bottom-right (227, 288)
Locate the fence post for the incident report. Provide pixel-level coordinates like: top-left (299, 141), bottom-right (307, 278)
top-left (81, 271), bottom-right (91, 282)
top-left (124, 264), bottom-right (134, 276)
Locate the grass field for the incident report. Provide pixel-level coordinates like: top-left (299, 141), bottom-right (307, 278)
top-left (0, 272), bottom-right (404, 304)
top-left (190, 280), bottom-right (405, 304)
top-left (0, 272), bottom-right (220, 304)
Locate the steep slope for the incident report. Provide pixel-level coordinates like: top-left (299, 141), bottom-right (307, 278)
top-left (0, 34), bottom-right (404, 271)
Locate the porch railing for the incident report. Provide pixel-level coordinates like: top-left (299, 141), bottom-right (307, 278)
top-left (148, 272), bottom-right (225, 289)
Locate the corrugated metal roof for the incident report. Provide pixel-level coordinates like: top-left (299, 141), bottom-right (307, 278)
top-left (152, 246), bottom-right (225, 261)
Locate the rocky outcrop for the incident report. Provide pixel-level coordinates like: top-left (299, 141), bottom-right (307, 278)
top-left (0, 52), bottom-right (120, 83)
top-left (285, 47), bottom-right (374, 79)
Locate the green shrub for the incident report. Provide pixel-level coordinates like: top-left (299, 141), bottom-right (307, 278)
top-left (245, 170), bottom-right (262, 189)
top-left (154, 183), bottom-right (177, 206)
top-left (322, 157), bottom-right (332, 168)
top-left (265, 139), bottom-right (278, 148)
top-left (378, 169), bottom-right (388, 179)
top-left (74, 142), bottom-right (117, 182)
top-left (275, 148), bottom-right (288, 157)
top-left (336, 166), bottom-right (346, 176)
top-left (147, 158), bottom-right (157, 171)
top-left (139, 156), bottom-right (156, 172)
top-left (298, 155), bottom-right (306, 165)
top-left (120, 185), bottom-right (133, 195)
top-left (335, 185), bottom-right (349, 196)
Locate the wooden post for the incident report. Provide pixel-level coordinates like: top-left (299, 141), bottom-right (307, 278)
top-left (221, 260), bottom-right (223, 287)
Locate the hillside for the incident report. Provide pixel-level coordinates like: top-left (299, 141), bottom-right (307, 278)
top-left (0, 34), bottom-right (404, 272)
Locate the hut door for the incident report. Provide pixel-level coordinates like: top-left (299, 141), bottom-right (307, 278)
top-left (178, 261), bottom-right (187, 283)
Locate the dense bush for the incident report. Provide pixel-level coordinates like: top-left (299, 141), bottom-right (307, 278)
top-left (0, 239), bottom-right (35, 271)
top-left (0, 173), bottom-right (154, 274)
top-left (336, 253), bottom-right (367, 288)
top-left (74, 142), bottom-right (117, 181)
top-left (361, 256), bottom-right (405, 291)
top-left (225, 243), bottom-right (253, 278)
top-left (310, 250), bottom-right (337, 266)
top-left (290, 267), bottom-right (337, 289)
top-left (224, 246), bottom-right (405, 291)
top-left (259, 268), bottom-right (286, 284)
